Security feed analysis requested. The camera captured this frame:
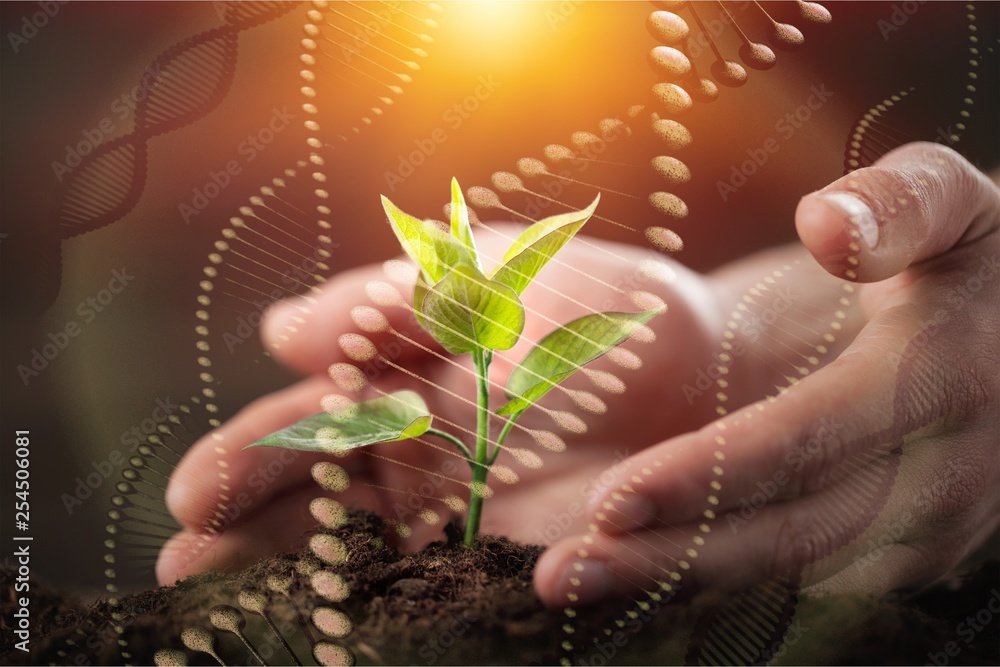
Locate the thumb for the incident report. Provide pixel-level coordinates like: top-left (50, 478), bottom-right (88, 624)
top-left (795, 142), bottom-right (1000, 282)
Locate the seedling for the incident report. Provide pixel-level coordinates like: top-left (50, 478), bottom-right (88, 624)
top-left (247, 179), bottom-right (660, 547)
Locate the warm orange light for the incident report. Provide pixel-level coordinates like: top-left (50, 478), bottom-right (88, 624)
top-left (444, 1), bottom-right (547, 63)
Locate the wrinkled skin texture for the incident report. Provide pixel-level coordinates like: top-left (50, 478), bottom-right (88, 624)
top-left (158, 144), bottom-right (999, 614)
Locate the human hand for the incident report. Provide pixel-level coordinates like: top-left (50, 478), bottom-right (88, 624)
top-left (156, 222), bottom-right (728, 585)
top-left (533, 142), bottom-right (1000, 607)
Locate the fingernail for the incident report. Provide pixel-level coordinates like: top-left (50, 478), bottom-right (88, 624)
top-left (818, 191), bottom-right (879, 249)
top-left (557, 559), bottom-right (613, 606)
top-left (601, 492), bottom-right (657, 533)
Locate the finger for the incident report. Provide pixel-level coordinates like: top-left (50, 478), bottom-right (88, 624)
top-left (534, 473), bottom-right (893, 609)
top-left (165, 375), bottom-right (347, 532)
top-left (539, 303), bottom-right (989, 605)
top-left (157, 472), bottom-right (388, 585)
top-left (538, 382), bottom-right (999, 608)
top-left (583, 243), bottom-right (999, 534)
top-left (534, 442), bottom-right (934, 608)
top-left (538, 266), bottom-right (998, 607)
top-left (795, 142), bottom-right (1000, 282)
top-left (570, 337), bottom-right (900, 536)
top-left (809, 428), bottom-right (1000, 596)
top-left (262, 260), bottom-right (436, 376)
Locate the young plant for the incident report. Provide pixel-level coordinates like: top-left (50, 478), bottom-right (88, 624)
top-left (247, 179), bottom-right (661, 547)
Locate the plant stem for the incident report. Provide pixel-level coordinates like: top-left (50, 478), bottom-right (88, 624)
top-left (464, 347), bottom-right (491, 547)
top-left (427, 428), bottom-right (473, 462)
top-left (488, 415), bottom-right (519, 466)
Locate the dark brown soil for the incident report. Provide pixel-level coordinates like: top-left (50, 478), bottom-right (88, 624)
top-left (2, 511), bottom-right (998, 666)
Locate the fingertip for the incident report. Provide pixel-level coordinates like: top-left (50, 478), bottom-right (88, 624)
top-left (163, 468), bottom-right (186, 527)
top-left (156, 530), bottom-right (213, 586)
top-left (799, 142), bottom-right (998, 283)
top-left (534, 541), bottom-right (614, 609)
top-left (796, 191), bottom-right (878, 279)
top-left (533, 545), bottom-right (568, 608)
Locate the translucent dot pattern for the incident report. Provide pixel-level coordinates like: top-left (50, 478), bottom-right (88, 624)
top-left (557, 447), bottom-right (698, 665)
top-left (561, 265), bottom-right (854, 662)
top-left (646, 3), bottom-right (830, 103)
top-left (842, 6), bottom-right (985, 174)
top-left (298, 1), bottom-right (442, 144)
top-left (690, 261), bottom-right (857, 663)
top-left (46, 0), bottom-right (299, 289)
top-left (98, 397), bottom-right (234, 665)
top-left (459, 3), bottom-right (837, 262)
top-left (843, 88), bottom-right (915, 173)
top-left (161, 575), bottom-right (357, 667)
top-left (193, 159), bottom-right (339, 424)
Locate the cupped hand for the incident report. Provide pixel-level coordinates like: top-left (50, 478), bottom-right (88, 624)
top-left (534, 143), bottom-right (1000, 607)
top-left (156, 222), bottom-right (728, 585)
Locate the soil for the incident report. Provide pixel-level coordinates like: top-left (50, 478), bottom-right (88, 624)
top-left (2, 511), bottom-right (998, 665)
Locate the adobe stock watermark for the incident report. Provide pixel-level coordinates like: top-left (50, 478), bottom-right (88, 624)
top-left (596, 250), bottom-right (672, 312)
top-left (852, 458), bottom-right (969, 576)
top-left (66, 597), bottom-right (148, 665)
top-left (738, 287), bottom-right (798, 343)
top-left (534, 449), bottom-right (630, 544)
top-left (179, 106), bottom-right (296, 224)
top-left (726, 415), bottom-right (846, 533)
top-left (60, 395), bottom-right (180, 515)
top-left (545, 0), bottom-right (583, 30)
top-left (16, 267), bottom-right (135, 386)
top-left (6, 0), bottom-right (69, 54)
top-left (576, 582), bottom-right (685, 666)
top-left (877, 1), bottom-right (927, 41)
top-left (519, 117), bottom-right (630, 221)
top-left (685, 2), bottom-right (752, 59)
top-left (416, 611), bottom-right (477, 664)
top-left (383, 74), bottom-right (502, 191)
top-left (338, 1), bottom-right (406, 62)
top-left (680, 286), bottom-right (798, 405)
top-left (717, 84), bottom-right (834, 202)
top-left (51, 62), bottom-right (169, 183)
top-left (884, 254), bottom-right (999, 368)
top-left (220, 238), bottom-right (342, 353)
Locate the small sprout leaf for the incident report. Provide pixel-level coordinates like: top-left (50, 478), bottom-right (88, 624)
top-left (491, 194), bottom-right (599, 295)
top-left (244, 390), bottom-right (432, 453)
top-left (381, 194), bottom-right (472, 283)
top-left (497, 310), bottom-right (657, 416)
top-left (421, 264), bottom-right (525, 354)
top-left (449, 178), bottom-right (481, 271)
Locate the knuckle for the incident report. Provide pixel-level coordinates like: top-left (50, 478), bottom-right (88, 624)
top-left (860, 141), bottom-right (985, 233)
top-left (847, 163), bottom-right (915, 208)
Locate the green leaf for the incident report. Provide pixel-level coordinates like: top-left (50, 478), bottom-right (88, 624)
top-left (449, 178), bottom-right (481, 271)
top-left (412, 273), bottom-right (430, 330)
top-left (421, 264), bottom-right (525, 354)
top-left (381, 195), bottom-right (472, 283)
top-left (497, 310), bottom-right (657, 416)
top-left (244, 391), bottom-right (432, 454)
top-left (491, 195), bottom-right (600, 295)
